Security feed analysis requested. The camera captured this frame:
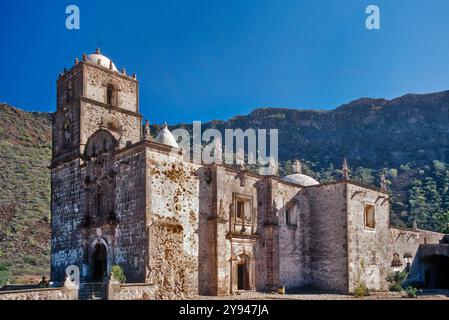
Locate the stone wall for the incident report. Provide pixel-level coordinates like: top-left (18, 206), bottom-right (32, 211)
top-left (51, 158), bottom-right (85, 283)
top-left (95, 146), bottom-right (147, 283)
top-left (255, 178), bottom-right (271, 292)
top-left (0, 287), bottom-right (78, 300)
top-left (346, 183), bottom-right (391, 292)
top-left (108, 283), bottom-right (156, 300)
top-left (84, 63), bottom-right (138, 113)
top-left (299, 183), bottom-right (349, 292)
top-left (197, 166), bottom-right (215, 295)
top-left (56, 63), bottom-right (83, 112)
top-left (144, 145), bottom-right (201, 298)
top-left (389, 227), bottom-right (446, 285)
top-left (52, 104), bottom-right (81, 162)
top-left (80, 101), bottom-right (141, 150)
top-left (274, 181), bottom-right (303, 291)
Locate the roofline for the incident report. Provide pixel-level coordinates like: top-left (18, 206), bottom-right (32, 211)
top-left (390, 225), bottom-right (448, 236)
top-left (302, 179), bottom-right (389, 195)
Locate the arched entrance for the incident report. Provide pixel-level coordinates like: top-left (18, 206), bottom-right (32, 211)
top-left (232, 252), bottom-right (254, 292)
top-left (422, 255), bottom-right (449, 289)
top-left (92, 243), bottom-right (107, 282)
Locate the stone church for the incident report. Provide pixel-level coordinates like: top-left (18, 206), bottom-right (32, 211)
top-left (51, 50), bottom-right (449, 298)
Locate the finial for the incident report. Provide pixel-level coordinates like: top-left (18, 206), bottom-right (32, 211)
top-left (269, 157), bottom-right (278, 175)
top-left (75, 57), bottom-right (79, 65)
top-left (144, 120), bottom-right (151, 140)
top-left (413, 219), bottom-right (418, 230)
top-left (380, 173), bottom-right (387, 190)
top-left (132, 73), bottom-right (137, 79)
top-left (121, 68), bottom-right (126, 75)
top-left (342, 157), bottom-right (350, 180)
top-left (292, 160), bottom-right (302, 174)
top-left (109, 60), bottom-right (113, 70)
top-left (82, 53), bottom-right (87, 61)
top-left (163, 122), bottom-right (168, 129)
top-left (95, 48), bottom-right (101, 54)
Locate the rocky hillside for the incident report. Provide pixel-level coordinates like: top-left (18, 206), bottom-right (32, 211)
top-left (1, 89), bottom-right (449, 281)
top-left (198, 90), bottom-right (449, 170)
top-left (0, 103), bottom-right (52, 282)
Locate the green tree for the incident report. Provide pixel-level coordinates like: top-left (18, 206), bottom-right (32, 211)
top-left (408, 179), bottom-right (429, 228)
top-left (386, 271), bottom-right (408, 292)
top-left (434, 211), bottom-right (449, 234)
top-left (353, 167), bottom-right (375, 185)
top-left (0, 263), bottom-right (11, 286)
top-left (423, 176), bottom-right (442, 229)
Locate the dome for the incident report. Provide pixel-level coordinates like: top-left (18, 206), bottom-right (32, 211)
top-left (86, 48), bottom-right (117, 71)
top-left (282, 174), bottom-right (319, 187)
top-left (281, 159), bottom-right (319, 186)
top-left (155, 125), bottom-right (179, 148)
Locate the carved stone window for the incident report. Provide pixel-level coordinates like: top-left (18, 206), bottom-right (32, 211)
top-left (106, 84), bottom-right (117, 106)
top-left (96, 193), bottom-right (104, 216)
top-left (364, 204), bottom-right (376, 230)
top-left (233, 194), bottom-right (252, 222)
top-left (285, 208), bottom-right (296, 226)
top-left (237, 200), bottom-right (244, 220)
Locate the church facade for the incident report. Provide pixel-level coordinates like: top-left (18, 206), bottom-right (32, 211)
top-left (50, 50), bottom-right (449, 298)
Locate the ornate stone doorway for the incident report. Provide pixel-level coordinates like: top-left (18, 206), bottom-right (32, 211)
top-left (92, 243), bottom-right (107, 282)
top-left (231, 252), bottom-right (254, 292)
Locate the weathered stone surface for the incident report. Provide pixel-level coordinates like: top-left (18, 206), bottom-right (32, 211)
top-left (0, 287), bottom-right (77, 300)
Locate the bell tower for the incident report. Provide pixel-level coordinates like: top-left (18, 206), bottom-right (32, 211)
top-left (51, 49), bottom-right (142, 283)
top-left (52, 48), bottom-right (142, 164)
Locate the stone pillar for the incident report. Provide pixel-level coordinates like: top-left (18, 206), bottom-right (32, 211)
top-left (265, 224), bottom-right (280, 291)
top-left (106, 279), bottom-right (121, 300)
top-left (216, 219), bottom-right (229, 295)
top-left (214, 166), bottom-right (231, 296)
top-left (250, 258), bottom-right (256, 291)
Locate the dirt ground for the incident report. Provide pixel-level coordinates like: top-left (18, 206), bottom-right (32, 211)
top-left (195, 290), bottom-right (449, 300)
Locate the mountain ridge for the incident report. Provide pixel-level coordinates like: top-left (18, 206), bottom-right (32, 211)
top-left (2, 88), bottom-right (449, 281)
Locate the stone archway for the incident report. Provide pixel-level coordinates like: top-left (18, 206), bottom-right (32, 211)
top-left (92, 243), bottom-right (107, 282)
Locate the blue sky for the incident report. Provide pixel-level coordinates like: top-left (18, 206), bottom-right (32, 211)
top-left (1, 0), bottom-right (449, 124)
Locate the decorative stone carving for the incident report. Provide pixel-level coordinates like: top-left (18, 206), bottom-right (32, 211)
top-left (143, 119), bottom-right (152, 140)
top-left (380, 173), bottom-right (387, 190)
top-left (292, 160), bottom-right (302, 174)
top-left (342, 157), bottom-right (350, 180)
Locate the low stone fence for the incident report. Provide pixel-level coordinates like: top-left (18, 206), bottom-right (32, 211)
top-left (107, 283), bottom-right (156, 300)
top-left (0, 286), bottom-right (78, 300)
top-left (0, 282), bottom-right (189, 300)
